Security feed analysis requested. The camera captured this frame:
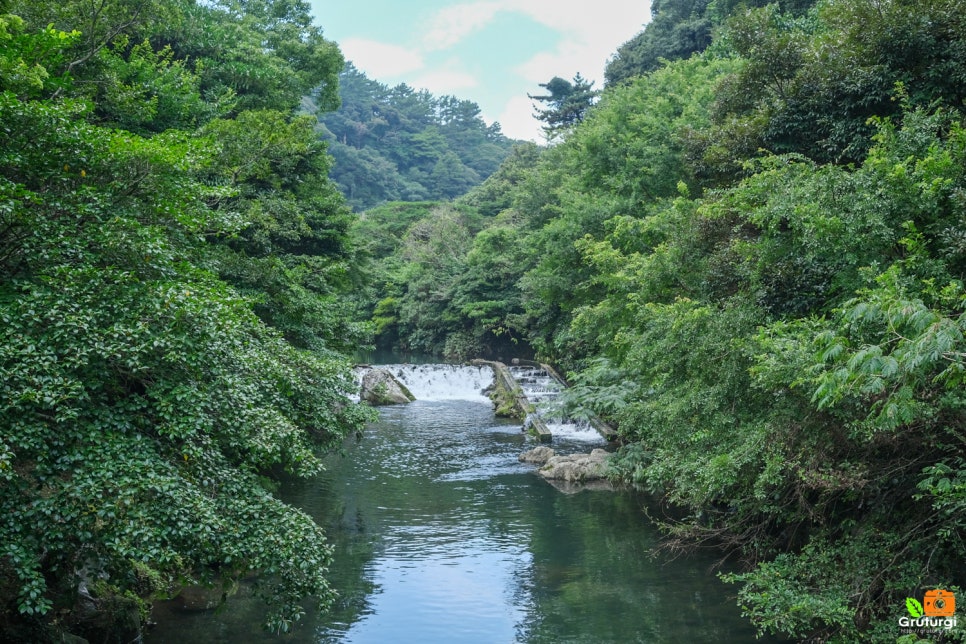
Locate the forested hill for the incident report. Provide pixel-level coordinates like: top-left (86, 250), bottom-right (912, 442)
top-left (357, 0), bottom-right (966, 640)
top-left (310, 63), bottom-right (521, 211)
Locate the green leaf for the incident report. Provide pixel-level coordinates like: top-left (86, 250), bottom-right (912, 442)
top-left (906, 597), bottom-right (924, 618)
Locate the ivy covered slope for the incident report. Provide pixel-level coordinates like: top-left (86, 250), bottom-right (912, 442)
top-left (373, 0), bottom-right (966, 640)
top-left (0, 0), bottom-right (370, 639)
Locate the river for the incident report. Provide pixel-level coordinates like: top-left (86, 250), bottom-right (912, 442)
top-left (147, 363), bottom-right (782, 643)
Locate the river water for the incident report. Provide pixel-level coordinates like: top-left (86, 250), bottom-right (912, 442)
top-left (148, 364), bottom-right (780, 643)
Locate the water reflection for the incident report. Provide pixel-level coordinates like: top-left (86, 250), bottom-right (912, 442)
top-left (148, 367), bottom-right (783, 643)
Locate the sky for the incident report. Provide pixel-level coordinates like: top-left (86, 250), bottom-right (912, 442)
top-left (307, 1), bottom-right (653, 141)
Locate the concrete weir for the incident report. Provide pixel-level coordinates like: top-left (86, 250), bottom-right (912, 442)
top-left (470, 359), bottom-right (552, 441)
top-left (470, 359), bottom-right (617, 443)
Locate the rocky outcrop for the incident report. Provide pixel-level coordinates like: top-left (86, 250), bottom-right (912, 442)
top-left (360, 368), bottom-right (416, 405)
top-left (519, 445), bottom-right (556, 464)
top-left (70, 578), bottom-right (144, 643)
top-left (519, 447), bottom-right (612, 483)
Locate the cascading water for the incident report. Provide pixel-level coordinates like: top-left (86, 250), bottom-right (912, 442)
top-left (509, 365), bottom-right (603, 443)
top-left (352, 363), bottom-right (494, 404)
top-left (509, 365), bottom-right (562, 402)
top-left (381, 363), bottom-right (493, 402)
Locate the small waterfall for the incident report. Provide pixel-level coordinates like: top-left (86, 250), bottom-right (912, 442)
top-left (509, 366), bottom-right (562, 403)
top-left (355, 362), bottom-right (607, 442)
top-left (542, 420), bottom-right (602, 442)
top-left (509, 366), bottom-right (602, 443)
top-left (372, 364), bottom-right (494, 403)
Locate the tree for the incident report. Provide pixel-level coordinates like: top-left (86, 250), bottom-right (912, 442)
top-left (528, 73), bottom-right (598, 141)
top-left (0, 5), bottom-right (370, 640)
top-left (457, 142), bottom-right (543, 217)
top-left (605, 0), bottom-right (714, 84)
top-left (430, 150), bottom-right (479, 198)
top-left (384, 1), bottom-right (966, 635)
top-left (395, 205), bottom-right (477, 357)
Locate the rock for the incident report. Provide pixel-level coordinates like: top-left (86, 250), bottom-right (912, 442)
top-left (519, 446), bottom-right (555, 464)
top-left (71, 579), bottom-right (143, 643)
top-left (545, 478), bottom-right (615, 494)
top-left (360, 368), bottom-right (416, 405)
top-left (538, 448), bottom-right (611, 482)
top-left (175, 584), bottom-right (228, 611)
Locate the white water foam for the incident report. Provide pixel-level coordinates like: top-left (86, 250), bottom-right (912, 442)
top-left (373, 364), bottom-right (494, 403)
top-left (511, 365), bottom-right (606, 444)
top-left (544, 420), bottom-right (603, 442)
top-left (508, 366), bottom-right (563, 403)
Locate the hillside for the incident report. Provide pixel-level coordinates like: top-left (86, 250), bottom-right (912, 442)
top-left (310, 63), bottom-right (522, 211)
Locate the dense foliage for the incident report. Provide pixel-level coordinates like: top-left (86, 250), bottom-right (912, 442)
top-left (359, 0), bottom-right (966, 640)
top-left (0, 1), bottom-right (370, 640)
top-left (356, 143), bottom-right (542, 360)
top-left (315, 63), bottom-right (520, 211)
top-left (604, 0), bottom-right (817, 85)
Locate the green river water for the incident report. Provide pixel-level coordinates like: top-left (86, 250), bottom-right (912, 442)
top-left (147, 364), bottom-right (785, 643)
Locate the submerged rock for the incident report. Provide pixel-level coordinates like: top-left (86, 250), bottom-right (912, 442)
top-left (544, 478), bottom-right (615, 494)
top-left (175, 584), bottom-right (227, 611)
top-left (360, 368), bottom-right (416, 405)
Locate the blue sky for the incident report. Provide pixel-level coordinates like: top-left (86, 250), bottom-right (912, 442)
top-left (308, 1), bottom-right (653, 141)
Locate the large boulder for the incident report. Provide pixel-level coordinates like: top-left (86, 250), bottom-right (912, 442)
top-left (538, 448), bottom-right (611, 482)
top-left (519, 446), bottom-right (556, 464)
top-left (360, 368), bottom-right (416, 405)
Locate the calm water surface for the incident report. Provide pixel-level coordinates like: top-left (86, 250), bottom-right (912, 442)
top-left (148, 365), bottom-right (780, 643)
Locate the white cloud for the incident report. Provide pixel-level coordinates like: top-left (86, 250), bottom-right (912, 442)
top-left (417, 0), bottom-right (647, 57)
top-left (340, 38), bottom-right (424, 77)
top-left (421, 2), bottom-right (503, 51)
top-left (326, 1), bottom-right (652, 142)
top-left (515, 42), bottom-right (586, 84)
top-left (509, 0), bottom-right (649, 85)
top-left (496, 95), bottom-right (543, 142)
top-left (508, 0), bottom-right (648, 40)
top-left (411, 69), bottom-right (479, 95)
top-left (413, 1), bottom-right (649, 87)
